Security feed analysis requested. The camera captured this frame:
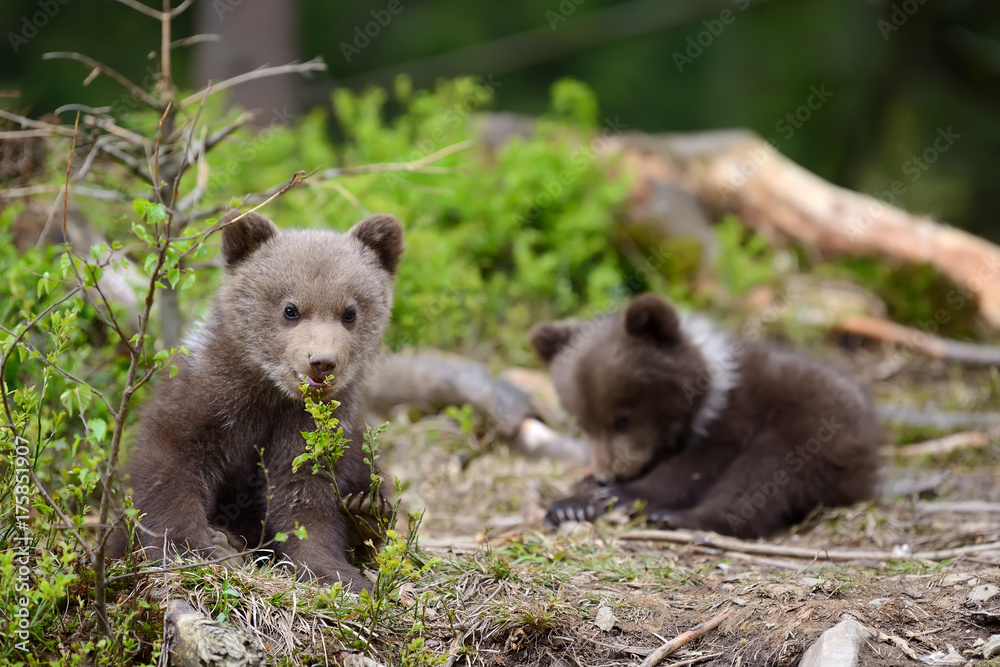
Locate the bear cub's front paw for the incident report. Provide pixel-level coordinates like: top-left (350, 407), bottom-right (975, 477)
top-left (544, 498), bottom-right (600, 528)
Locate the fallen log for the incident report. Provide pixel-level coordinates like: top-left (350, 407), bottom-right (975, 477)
top-left (618, 528), bottom-right (1000, 563)
top-left (621, 130), bottom-right (1000, 329)
top-left (364, 349), bottom-right (587, 463)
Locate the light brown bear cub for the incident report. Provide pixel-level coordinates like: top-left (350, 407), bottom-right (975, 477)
top-left (117, 210), bottom-right (403, 591)
top-left (530, 293), bottom-right (884, 538)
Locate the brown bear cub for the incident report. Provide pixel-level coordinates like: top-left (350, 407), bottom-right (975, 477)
top-left (116, 210), bottom-right (403, 591)
top-left (530, 293), bottom-right (884, 538)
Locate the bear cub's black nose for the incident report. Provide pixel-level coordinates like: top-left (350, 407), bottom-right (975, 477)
top-left (309, 353), bottom-right (338, 377)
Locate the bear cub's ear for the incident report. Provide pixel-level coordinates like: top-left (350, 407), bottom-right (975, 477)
top-left (625, 294), bottom-right (681, 346)
top-left (529, 320), bottom-right (581, 363)
top-left (351, 214), bottom-right (405, 275)
top-left (220, 210), bottom-right (279, 267)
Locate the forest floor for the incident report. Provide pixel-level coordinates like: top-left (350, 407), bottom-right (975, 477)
top-left (366, 341), bottom-right (1000, 667)
top-left (94, 342), bottom-right (1000, 667)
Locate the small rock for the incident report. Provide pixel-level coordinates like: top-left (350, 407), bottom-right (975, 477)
top-left (867, 598), bottom-right (891, 609)
top-left (799, 618), bottom-right (869, 667)
top-left (343, 657), bottom-right (386, 667)
top-left (920, 644), bottom-right (967, 666)
top-left (940, 573), bottom-right (971, 587)
top-left (968, 584), bottom-right (1000, 605)
top-left (985, 635), bottom-right (1000, 660)
top-left (593, 605), bottom-right (617, 632)
top-left (730, 597), bottom-right (748, 606)
top-left (800, 577), bottom-right (827, 589)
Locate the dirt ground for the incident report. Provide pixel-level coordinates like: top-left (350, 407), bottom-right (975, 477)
top-left (374, 343), bottom-right (1000, 667)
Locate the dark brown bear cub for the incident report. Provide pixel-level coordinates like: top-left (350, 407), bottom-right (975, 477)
top-left (530, 293), bottom-right (884, 538)
top-left (118, 210), bottom-right (403, 590)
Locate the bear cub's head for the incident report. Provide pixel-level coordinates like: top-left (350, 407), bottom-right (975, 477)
top-left (530, 294), bottom-right (712, 482)
top-left (215, 210), bottom-right (403, 403)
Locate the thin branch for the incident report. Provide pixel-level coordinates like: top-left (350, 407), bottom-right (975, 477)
top-left (319, 139), bottom-right (472, 178)
top-left (0, 109), bottom-right (79, 137)
top-left (170, 34), bottom-right (220, 49)
top-left (111, 0), bottom-right (192, 20)
top-left (80, 113), bottom-right (152, 150)
top-left (42, 52), bottom-right (162, 110)
top-left (898, 431), bottom-right (992, 457)
top-left (204, 111), bottom-right (254, 152)
top-left (181, 57), bottom-right (327, 107)
top-left (61, 112), bottom-right (79, 239)
top-left (0, 130), bottom-right (51, 139)
top-left (111, 0), bottom-right (164, 19)
top-left (618, 529), bottom-right (1000, 562)
top-left (0, 184), bottom-right (130, 203)
top-left (638, 611), bottom-right (729, 667)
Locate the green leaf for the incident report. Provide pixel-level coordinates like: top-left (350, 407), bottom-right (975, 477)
top-left (88, 418), bottom-right (108, 443)
top-left (273, 532), bottom-right (289, 543)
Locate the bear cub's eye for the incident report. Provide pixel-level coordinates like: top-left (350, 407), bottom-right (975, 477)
top-left (342, 306), bottom-right (357, 323)
top-left (283, 304), bottom-right (299, 320)
top-left (612, 411), bottom-right (630, 431)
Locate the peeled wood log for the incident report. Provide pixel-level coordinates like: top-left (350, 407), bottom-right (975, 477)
top-left (165, 599), bottom-right (265, 667)
top-left (651, 131), bottom-right (1000, 329)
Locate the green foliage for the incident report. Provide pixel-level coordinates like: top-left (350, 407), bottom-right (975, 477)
top-left (198, 76), bottom-right (632, 362)
top-left (818, 257), bottom-right (980, 339)
top-left (713, 216), bottom-right (780, 296)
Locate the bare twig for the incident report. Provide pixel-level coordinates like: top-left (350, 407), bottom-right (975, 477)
top-left (0, 129), bottom-right (52, 139)
top-left (181, 57), bottom-right (327, 107)
top-left (62, 112), bottom-right (80, 238)
top-left (169, 34), bottom-right (220, 49)
top-left (0, 184), bottom-right (130, 202)
top-left (0, 109), bottom-right (79, 137)
top-left (898, 431), bottom-right (992, 457)
top-left (840, 314), bottom-right (1000, 366)
top-left (637, 611), bottom-right (729, 667)
top-left (320, 139), bottom-right (472, 179)
top-left (111, 0), bottom-right (193, 20)
top-left (618, 529), bottom-right (1000, 562)
top-left (42, 52), bottom-right (161, 110)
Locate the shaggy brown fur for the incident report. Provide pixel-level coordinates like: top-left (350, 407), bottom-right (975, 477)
top-left (113, 210), bottom-right (403, 590)
top-left (530, 293), bottom-right (884, 538)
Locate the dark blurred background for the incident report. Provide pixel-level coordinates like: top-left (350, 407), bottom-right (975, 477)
top-left (2, 0), bottom-right (999, 239)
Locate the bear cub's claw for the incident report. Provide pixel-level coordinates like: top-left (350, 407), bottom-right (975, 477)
top-left (544, 498), bottom-right (599, 529)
